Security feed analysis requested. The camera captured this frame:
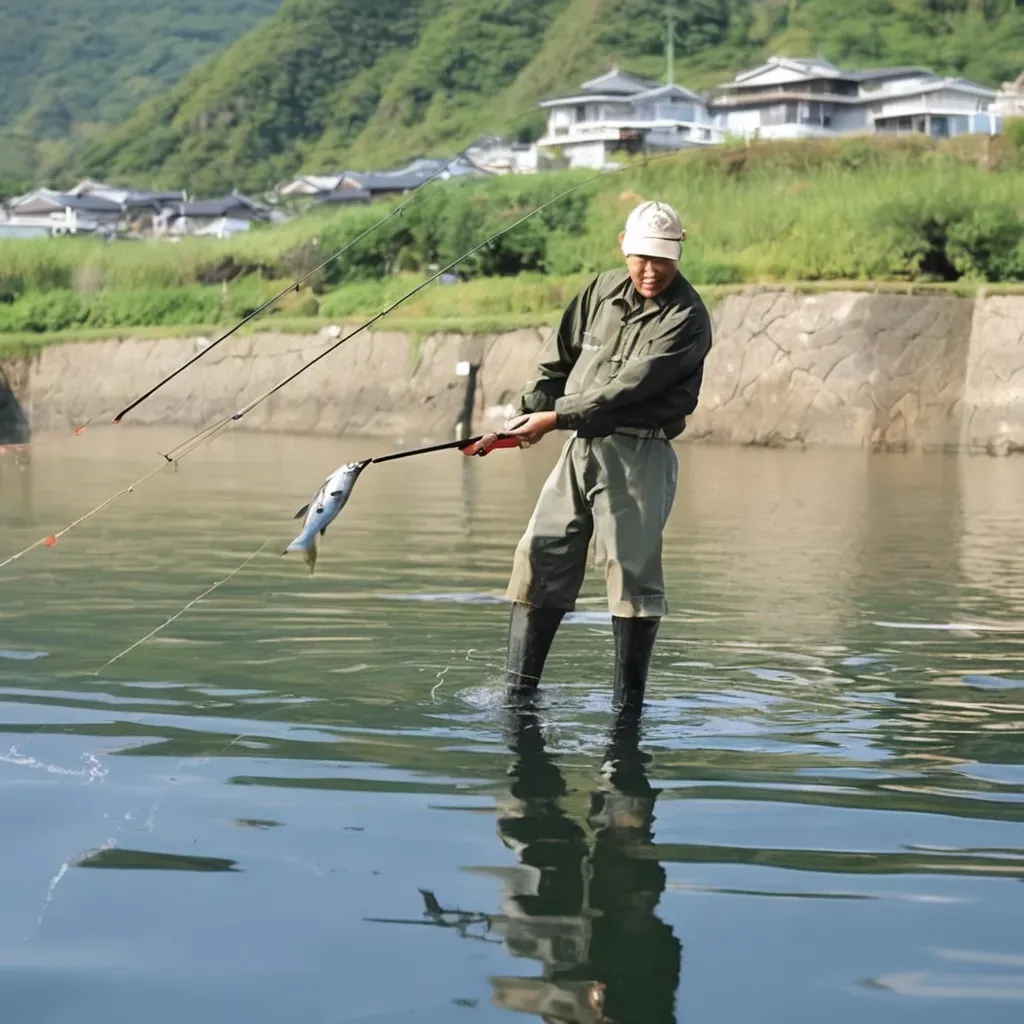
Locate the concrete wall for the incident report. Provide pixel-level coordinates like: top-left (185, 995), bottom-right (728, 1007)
top-left (14, 288), bottom-right (1024, 454)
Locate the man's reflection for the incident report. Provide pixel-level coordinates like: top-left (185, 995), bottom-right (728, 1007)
top-left (488, 704), bottom-right (681, 1023)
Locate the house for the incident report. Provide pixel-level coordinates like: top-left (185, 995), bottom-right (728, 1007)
top-left (276, 155), bottom-right (487, 206)
top-left (464, 137), bottom-right (538, 175)
top-left (991, 69), bottom-right (1024, 119)
top-left (535, 67), bottom-right (722, 169)
top-left (2, 189), bottom-right (124, 235)
top-left (277, 175), bottom-right (346, 199)
top-left (710, 56), bottom-right (1000, 140)
top-left (166, 193), bottom-right (271, 236)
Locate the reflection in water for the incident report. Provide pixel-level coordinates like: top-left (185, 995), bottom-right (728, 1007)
top-left (75, 849), bottom-right (240, 872)
top-left (488, 706), bottom-right (680, 1024)
top-left (375, 706), bottom-right (682, 1023)
top-left (0, 446), bottom-right (32, 517)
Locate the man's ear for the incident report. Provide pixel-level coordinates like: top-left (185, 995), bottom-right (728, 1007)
top-left (618, 231), bottom-right (626, 245)
top-left (681, 229), bottom-right (687, 242)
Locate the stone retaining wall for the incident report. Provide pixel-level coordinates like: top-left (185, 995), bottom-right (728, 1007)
top-left (13, 288), bottom-right (1024, 453)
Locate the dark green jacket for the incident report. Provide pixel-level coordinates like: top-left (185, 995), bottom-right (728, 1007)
top-left (518, 268), bottom-right (712, 440)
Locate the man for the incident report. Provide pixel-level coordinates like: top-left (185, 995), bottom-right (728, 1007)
top-left (502, 200), bottom-right (712, 705)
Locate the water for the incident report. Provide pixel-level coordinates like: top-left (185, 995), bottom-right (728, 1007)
top-left (1, 427), bottom-right (1023, 1023)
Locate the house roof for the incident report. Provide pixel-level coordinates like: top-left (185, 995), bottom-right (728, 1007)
top-left (540, 82), bottom-right (707, 111)
top-left (11, 191), bottom-right (123, 214)
top-left (320, 188), bottom-right (372, 204)
top-left (278, 174), bottom-right (344, 195)
top-left (726, 56), bottom-right (842, 86)
top-left (539, 91), bottom-right (640, 108)
top-left (341, 167), bottom-right (447, 192)
top-left (178, 194), bottom-right (268, 218)
top-left (898, 76), bottom-right (998, 98)
top-left (846, 66), bottom-right (931, 83)
top-left (580, 68), bottom-right (657, 95)
top-left (122, 190), bottom-right (186, 208)
top-left (357, 171), bottom-right (434, 191)
top-left (632, 83), bottom-right (704, 104)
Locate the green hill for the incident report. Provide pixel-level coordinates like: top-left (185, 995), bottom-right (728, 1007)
top-left (0, 0), bottom-right (282, 192)
top-left (51, 1), bottom-right (1024, 193)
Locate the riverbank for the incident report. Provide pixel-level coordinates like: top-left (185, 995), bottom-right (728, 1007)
top-left (6, 286), bottom-right (1024, 454)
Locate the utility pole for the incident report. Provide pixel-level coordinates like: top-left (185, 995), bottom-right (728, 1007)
top-left (666, 0), bottom-right (675, 87)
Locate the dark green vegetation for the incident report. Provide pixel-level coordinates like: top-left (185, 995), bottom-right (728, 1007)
top-left (69, 0), bottom-right (1024, 194)
top-left (0, 0), bottom-right (280, 195)
top-left (4, 135), bottom-right (1024, 348)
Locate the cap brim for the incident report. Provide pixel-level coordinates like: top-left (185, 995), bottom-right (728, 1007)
top-left (620, 232), bottom-right (681, 260)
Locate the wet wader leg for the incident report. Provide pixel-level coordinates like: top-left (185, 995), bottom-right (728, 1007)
top-left (504, 604), bottom-right (566, 702)
top-left (505, 438), bottom-right (592, 697)
top-left (613, 617), bottom-right (661, 708)
top-left (591, 435), bottom-right (679, 705)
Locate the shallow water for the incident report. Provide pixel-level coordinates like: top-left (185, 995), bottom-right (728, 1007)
top-left (1, 427), bottom-right (1023, 1023)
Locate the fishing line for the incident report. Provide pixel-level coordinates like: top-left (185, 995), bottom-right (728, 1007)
top-left (91, 539), bottom-right (271, 676)
top-left (0, 417), bottom-right (235, 571)
top-left (0, 421), bottom-right (93, 460)
top-left (1, 146), bottom-right (685, 567)
top-left (112, 105), bottom-right (544, 425)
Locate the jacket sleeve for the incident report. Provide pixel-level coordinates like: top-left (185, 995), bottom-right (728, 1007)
top-left (553, 304), bottom-right (711, 431)
top-left (517, 277), bottom-right (597, 413)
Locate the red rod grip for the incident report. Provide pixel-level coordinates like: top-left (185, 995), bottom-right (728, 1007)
top-left (461, 434), bottom-right (521, 457)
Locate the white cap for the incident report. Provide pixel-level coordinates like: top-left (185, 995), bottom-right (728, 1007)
top-left (620, 200), bottom-right (684, 261)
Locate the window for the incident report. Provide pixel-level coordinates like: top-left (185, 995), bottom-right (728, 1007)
top-left (659, 102), bottom-right (695, 122)
top-left (760, 103), bottom-right (798, 126)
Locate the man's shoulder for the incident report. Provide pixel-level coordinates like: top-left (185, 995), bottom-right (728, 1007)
top-left (669, 273), bottom-right (711, 320)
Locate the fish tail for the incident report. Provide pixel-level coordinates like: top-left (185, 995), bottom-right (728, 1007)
top-left (304, 543), bottom-right (317, 574)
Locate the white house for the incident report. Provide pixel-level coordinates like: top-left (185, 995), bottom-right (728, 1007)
top-left (710, 57), bottom-right (1000, 140)
top-left (535, 68), bottom-right (722, 169)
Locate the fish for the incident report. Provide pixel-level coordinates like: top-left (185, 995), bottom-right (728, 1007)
top-left (284, 459), bottom-right (370, 573)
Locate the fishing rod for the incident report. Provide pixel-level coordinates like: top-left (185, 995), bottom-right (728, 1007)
top-left (112, 106), bottom-right (543, 426)
top-left (371, 432), bottom-right (520, 463)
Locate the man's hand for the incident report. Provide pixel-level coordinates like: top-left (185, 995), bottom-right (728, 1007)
top-left (505, 411), bottom-right (558, 447)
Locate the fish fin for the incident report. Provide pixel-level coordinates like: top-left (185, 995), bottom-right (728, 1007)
top-left (420, 890), bottom-right (444, 916)
top-left (304, 544), bottom-right (317, 574)
top-left (319, 526), bottom-right (327, 537)
top-left (293, 503), bottom-right (310, 520)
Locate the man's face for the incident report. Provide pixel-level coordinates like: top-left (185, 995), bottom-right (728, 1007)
top-left (624, 254), bottom-right (678, 299)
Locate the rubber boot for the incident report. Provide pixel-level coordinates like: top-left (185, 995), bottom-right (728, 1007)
top-left (504, 602), bottom-right (565, 701)
top-left (612, 616), bottom-right (660, 708)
